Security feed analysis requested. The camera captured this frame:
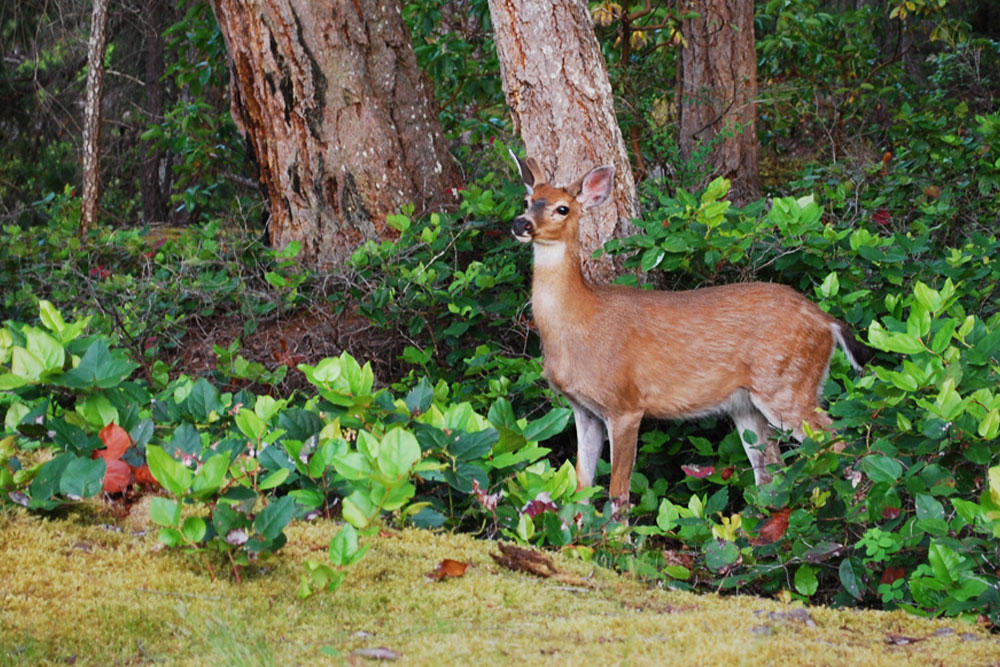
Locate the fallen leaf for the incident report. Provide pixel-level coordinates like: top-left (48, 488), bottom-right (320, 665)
top-left (102, 459), bottom-right (132, 494)
top-left (881, 506), bottom-right (901, 520)
top-left (663, 549), bottom-right (694, 569)
top-left (428, 558), bottom-right (469, 582)
top-left (885, 633), bottom-right (923, 645)
top-left (681, 464), bottom-right (714, 479)
top-left (881, 566), bottom-right (906, 585)
top-left (756, 508), bottom-right (791, 543)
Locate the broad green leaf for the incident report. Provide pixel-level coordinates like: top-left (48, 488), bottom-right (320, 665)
top-left (191, 454), bottom-right (230, 499)
top-left (522, 408), bottom-right (572, 442)
top-left (149, 497), bottom-right (180, 527)
top-left (11, 347), bottom-right (45, 382)
top-left (838, 558), bottom-right (864, 600)
top-left (181, 516), bottom-right (207, 543)
top-left (978, 408), bottom-right (999, 439)
top-left (253, 496), bottom-right (295, 541)
top-left (927, 541), bottom-right (962, 584)
top-left (329, 523), bottom-right (361, 566)
top-left (259, 467), bottom-right (290, 490)
top-left (377, 429), bottom-right (422, 479)
top-left (58, 456), bottom-right (105, 498)
top-left (704, 539), bottom-right (740, 573)
top-left (861, 455), bottom-right (903, 484)
top-left (794, 564), bottom-right (819, 596)
top-left (146, 445), bottom-right (193, 496)
top-left (24, 327), bottom-right (64, 374)
top-left (235, 408), bottom-right (265, 440)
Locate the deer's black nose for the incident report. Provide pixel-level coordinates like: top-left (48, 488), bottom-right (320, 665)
top-left (511, 217), bottom-right (533, 238)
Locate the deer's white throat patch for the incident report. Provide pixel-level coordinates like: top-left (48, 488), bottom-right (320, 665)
top-left (532, 241), bottom-right (566, 268)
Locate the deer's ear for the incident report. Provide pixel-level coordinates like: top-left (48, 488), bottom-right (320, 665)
top-left (509, 150), bottom-right (548, 193)
top-left (572, 165), bottom-right (615, 210)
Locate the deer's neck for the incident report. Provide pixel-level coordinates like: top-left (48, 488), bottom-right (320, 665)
top-left (530, 239), bottom-right (597, 339)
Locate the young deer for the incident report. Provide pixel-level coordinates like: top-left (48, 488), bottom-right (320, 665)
top-left (509, 152), bottom-right (872, 511)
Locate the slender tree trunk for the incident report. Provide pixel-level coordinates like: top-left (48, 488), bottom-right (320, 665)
top-left (677, 0), bottom-right (760, 205)
top-left (209, 0), bottom-right (462, 269)
top-left (81, 0), bottom-right (110, 235)
top-left (140, 0), bottom-right (169, 225)
top-left (488, 0), bottom-right (638, 285)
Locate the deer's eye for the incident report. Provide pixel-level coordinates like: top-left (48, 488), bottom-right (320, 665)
top-left (556, 205), bottom-right (570, 215)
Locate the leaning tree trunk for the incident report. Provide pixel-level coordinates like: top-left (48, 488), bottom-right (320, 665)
top-left (209, 0), bottom-right (462, 269)
top-left (80, 0), bottom-right (110, 235)
top-left (488, 0), bottom-right (638, 285)
top-left (677, 0), bottom-right (760, 206)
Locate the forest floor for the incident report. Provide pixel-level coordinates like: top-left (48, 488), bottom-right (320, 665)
top-left (1, 504), bottom-right (998, 666)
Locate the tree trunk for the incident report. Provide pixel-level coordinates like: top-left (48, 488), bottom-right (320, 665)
top-left (81, 0), bottom-right (110, 235)
top-left (677, 0), bottom-right (760, 206)
top-left (488, 0), bottom-right (639, 285)
top-left (140, 0), bottom-right (169, 226)
top-left (209, 0), bottom-right (462, 269)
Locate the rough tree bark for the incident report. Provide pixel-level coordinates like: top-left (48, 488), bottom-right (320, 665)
top-left (209, 0), bottom-right (462, 269)
top-left (677, 0), bottom-right (760, 206)
top-left (81, 0), bottom-right (110, 234)
top-left (140, 0), bottom-right (169, 225)
top-left (488, 0), bottom-right (639, 285)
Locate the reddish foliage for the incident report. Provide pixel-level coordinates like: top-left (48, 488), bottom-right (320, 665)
top-left (881, 506), bottom-right (901, 520)
top-left (522, 492), bottom-right (558, 518)
top-left (757, 508), bottom-right (792, 543)
top-left (133, 464), bottom-right (156, 486)
top-left (873, 209), bottom-right (891, 226)
top-left (428, 558), bottom-right (470, 582)
top-left (103, 459), bottom-right (132, 494)
top-left (720, 466), bottom-right (735, 481)
top-left (881, 566), bottom-right (906, 585)
top-left (96, 423), bottom-right (131, 461)
top-left (681, 464), bottom-right (714, 479)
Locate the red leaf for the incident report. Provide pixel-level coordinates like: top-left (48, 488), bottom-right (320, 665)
top-left (522, 492), bottom-right (558, 518)
top-left (881, 506), bottom-right (901, 520)
top-left (757, 508), bottom-right (791, 543)
top-left (681, 464), bottom-right (714, 479)
top-left (96, 423), bottom-right (131, 461)
top-left (872, 209), bottom-right (891, 226)
top-left (428, 559), bottom-right (470, 582)
top-left (103, 459), bottom-right (132, 494)
top-left (133, 464), bottom-right (158, 487)
top-left (720, 466), bottom-right (735, 481)
top-left (881, 566), bottom-right (906, 585)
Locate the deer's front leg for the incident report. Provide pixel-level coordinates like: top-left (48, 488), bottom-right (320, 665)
top-left (571, 402), bottom-right (605, 493)
top-left (607, 412), bottom-right (643, 517)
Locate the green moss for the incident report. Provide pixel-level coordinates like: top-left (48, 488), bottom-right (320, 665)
top-left (0, 507), bottom-right (996, 665)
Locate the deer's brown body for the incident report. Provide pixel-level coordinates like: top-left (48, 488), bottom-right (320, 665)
top-left (509, 152), bottom-right (871, 509)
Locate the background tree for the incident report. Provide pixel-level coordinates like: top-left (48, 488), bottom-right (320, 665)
top-left (80, 0), bottom-right (110, 234)
top-left (208, 0), bottom-right (463, 269)
top-left (677, 0), bottom-right (760, 205)
top-left (488, 0), bottom-right (639, 285)
top-left (139, 0), bottom-right (170, 225)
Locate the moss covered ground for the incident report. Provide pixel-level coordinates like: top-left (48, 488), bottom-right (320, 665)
top-left (1, 504), bottom-right (997, 666)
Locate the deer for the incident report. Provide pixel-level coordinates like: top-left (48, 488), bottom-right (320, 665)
top-left (508, 150), bottom-right (873, 514)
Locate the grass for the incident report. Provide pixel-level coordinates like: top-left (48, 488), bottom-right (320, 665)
top-left (1, 503), bottom-right (997, 666)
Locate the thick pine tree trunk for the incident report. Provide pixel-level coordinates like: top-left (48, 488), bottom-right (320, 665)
top-left (488, 0), bottom-right (638, 285)
top-left (678, 0), bottom-right (760, 206)
top-left (210, 0), bottom-right (462, 269)
top-left (81, 0), bottom-right (110, 235)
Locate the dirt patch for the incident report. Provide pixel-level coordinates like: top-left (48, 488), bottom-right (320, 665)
top-left (164, 300), bottom-right (409, 394)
